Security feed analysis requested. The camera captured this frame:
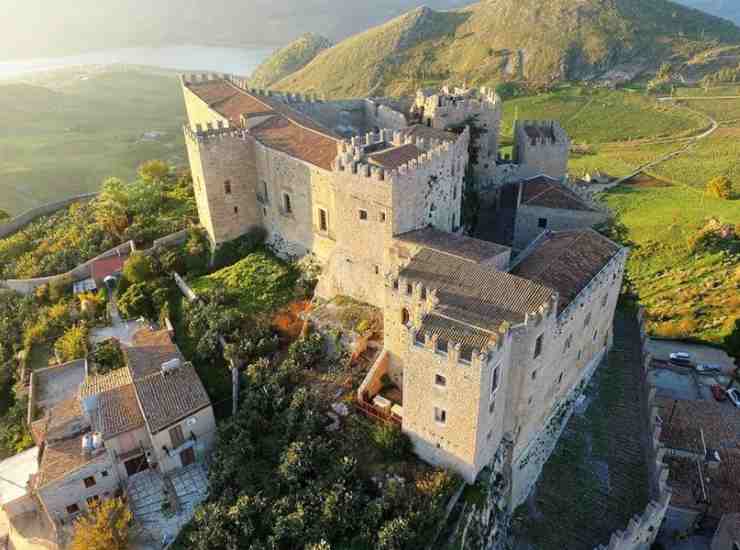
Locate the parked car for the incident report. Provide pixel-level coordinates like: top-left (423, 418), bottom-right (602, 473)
top-left (727, 388), bottom-right (740, 408)
top-left (711, 385), bottom-right (727, 401)
top-left (669, 352), bottom-right (693, 366)
top-left (696, 363), bottom-right (723, 375)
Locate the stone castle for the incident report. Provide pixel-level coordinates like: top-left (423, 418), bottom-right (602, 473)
top-left (180, 73), bottom-right (626, 512)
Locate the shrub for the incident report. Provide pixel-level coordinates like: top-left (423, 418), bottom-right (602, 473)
top-left (137, 159), bottom-right (170, 183)
top-left (122, 253), bottom-right (154, 284)
top-left (705, 175), bottom-right (732, 200)
top-left (54, 323), bottom-right (89, 363)
top-left (70, 498), bottom-right (132, 550)
top-left (371, 423), bottom-right (413, 460)
top-left (212, 227), bottom-right (267, 270)
top-left (89, 339), bottom-right (125, 374)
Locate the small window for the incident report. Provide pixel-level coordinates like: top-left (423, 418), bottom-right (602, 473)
top-left (531, 370), bottom-right (537, 381)
top-left (563, 334), bottom-right (572, 352)
top-left (261, 181), bottom-right (269, 202)
top-left (359, 209), bottom-right (368, 220)
top-left (379, 212), bottom-right (386, 222)
top-left (601, 294), bottom-right (608, 307)
top-left (66, 504), bottom-right (80, 515)
top-left (584, 312), bottom-right (592, 328)
top-left (437, 338), bottom-right (448, 354)
top-left (538, 218), bottom-right (547, 229)
top-left (319, 208), bottom-right (328, 232)
top-left (460, 348), bottom-right (473, 363)
top-left (534, 335), bottom-right (543, 359)
top-left (170, 425), bottom-right (185, 448)
top-left (491, 365), bottom-right (500, 394)
top-left (434, 407), bottom-right (447, 424)
top-left (406, 283), bottom-right (413, 296)
top-left (401, 308), bottom-right (410, 326)
top-left (489, 399), bottom-right (496, 414)
top-left (528, 396), bottom-right (534, 406)
top-left (224, 180), bottom-right (232, 195)
top-left (374, 265), bottom-right (380, 275)
top-left (453, 186), bottom-right (458, 200)
top-left (83, 476), bottom-right (96, 488)
top-left (487, 429), bottom-right (493, 441)
top-left (393, 279), bottom-right (399, 291)
top-left (101, 470), bottom-right (109, 478)
top-left (577, 349), bottom-right (583, 361)
top-left (233, 206), bottom-right (239, 215)
top-left (593, 329), bottom-right (598, 341)
top-left (86, 495), bottom-right (100, 507)
top-left (283, 193), bottom-right (292, 214)
top-left (557, 372), bottom-right (564, 385)
top-left (435, 374), bottom-right (447, 388)
top-left (421, 287), bottom-right (427, 299)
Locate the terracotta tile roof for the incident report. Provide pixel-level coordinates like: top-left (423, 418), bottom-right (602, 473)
top-left (401, 124), bottom-right (458, 143)
top-left (511, 229), bottom-right (621, 312)
top-left (35, 434), bottom-right (108, 489)
top-left (80, 367), bottom-right (133, 399)
top-left (656, 397), bottom-right (740, 453)
top-left (520, 176), bottom-right (597, 212)
top-left (417, 313), bottom-right (494, 358)
top-left (368, 143), bottom-right (422, 170)
top-left (396, 227), bottom-right (510, 264)
top-left (93, 384), bottom-right (144, 439)
top-left (400, 248), bottom-right (554, 332)
top-left (36, 397), bottom-right (85, 442)
top-left (666, 451), bottom-right (740, 518)
top-left (90, 255), bottom-right (127, 281)
top-left (125, 328), bottom-right (211, 434)
top-left (186, 80), bottom-right (340, 170)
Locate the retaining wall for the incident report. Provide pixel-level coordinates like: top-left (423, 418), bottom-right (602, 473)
top-left (593, 308), bottom-right (672, 550)
top-left (0, 193), bottom-right (98, 239)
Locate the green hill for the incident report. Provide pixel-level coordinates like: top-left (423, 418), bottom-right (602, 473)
top-left (250, 33), bottom-right (332, 88)
top-left (273, 0), bottom-right (740, 98)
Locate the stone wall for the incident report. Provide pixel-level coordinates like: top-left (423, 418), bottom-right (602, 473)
top-left (593, 308), bottom-right (672, 550)
top-left (513, 205), bottom-right (608, 251)
top-left (513, 121), bottom-right (570, 182)
top-left (0, 193), bottom-right (98, 239)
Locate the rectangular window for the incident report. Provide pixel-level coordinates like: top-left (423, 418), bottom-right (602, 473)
top-left (437, 338), bottom-right (448, 354)
top-left (538, 218), bottom-right (548, 229)
top-left (435, 374), bottom-right (447, 388)
top-left (233, 206), bottom-right (239, 215)
top-left (359, 209), bottom-right (368, 221)
top-left (319, 208), bottom-right (328, 232)
top-left (66, 504), bottom-right (80, 514)
top-left (593, 329), bottom-right (598, 341)
top-left (169, 425), bottom-right (185, 449)
top-left (101, 470), bottom-right (109, 478)
top-left (374, 265), bottom-right (380, 275)
top-left (491, 365), bottom-right (500, 394)
top-left (224, 180), bottom-right (232, 195)
top-left (283, 193), bottom-right (292, 214)
top-left (406, 283), bottom-right (413, 296)
top-left (577, 349), bottom-right (583, 361)
top-left (86, 495), bottom-right (100, 507)
top-left (434, 407), bottom-right (447, 424)
top-left (453, 186), bottom-right (457, 200)
top-left (460, 348), bottom-right (473, 363)
top-left (83, 476), bottom-right (96, 488)
top-left (534, 335), bottom-right (543, 358)
top-left (379, 212), bottom-right (386, 222)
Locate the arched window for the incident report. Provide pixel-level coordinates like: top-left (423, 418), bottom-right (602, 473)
top-left (224, 180), bottom-right (232, 195)
top-left (401, 308), bottom-right (410, 326)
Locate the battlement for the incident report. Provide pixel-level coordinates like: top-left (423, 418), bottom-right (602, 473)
top-left (183, 120), bottom-right (244, 144)
top-left (181, 72), bottom-right (323, 104)
top-left (332, 126), bottom-right (468, 183)
top-left (415, 85), bottom-right (502, 115)
top-left (515, 120), bottom-right (569, 147)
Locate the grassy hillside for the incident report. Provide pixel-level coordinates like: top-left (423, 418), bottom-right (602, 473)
top-left (250, 33), bottom-right (332, 88)
top-left (0, 70), bottom-right (186, 215)
top-left (275, 0), bottom-right (740, 98)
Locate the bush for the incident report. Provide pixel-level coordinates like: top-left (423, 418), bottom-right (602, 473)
top-left (705, 175), bottom-right (733, 200)
top-left (89, 339), bottom-right (125, 374)
top-left (54, 323), bottom-right (89, 363)
top-left (122, 253), bottom-right (155, 284)
top-left (70, 498), bottom-right (132, 550)
top-left (371, 423), bottom-right (413, 459)
top-left (138, 159), bottom-right (170, 183)
top-left (212, 227), bottom-right (267, 270)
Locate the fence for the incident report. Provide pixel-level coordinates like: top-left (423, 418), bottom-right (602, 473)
top-left (0, 193), bottom-right (98, 240)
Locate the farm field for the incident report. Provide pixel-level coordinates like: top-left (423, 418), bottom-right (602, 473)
top-left (0, 69), bottom-right (187, 215)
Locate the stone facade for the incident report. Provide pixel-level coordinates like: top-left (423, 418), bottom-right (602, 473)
top-left (181, 74), bottom-right (626, 523)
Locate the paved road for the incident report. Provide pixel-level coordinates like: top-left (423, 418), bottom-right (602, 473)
top-left (646, 339), bottom-right (734, 370)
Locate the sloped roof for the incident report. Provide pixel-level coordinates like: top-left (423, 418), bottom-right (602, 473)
top-left (511, 229), bottom-right (621, 312)
top-left (520, 176), bottom-right (597, 212)
top-left (416, 314), bottom-right (494, 359)
top-left (35, 434), bottom-right (108, 489)
top-left (80, 367), bottom-right (132, 399)
top-left (400, 248), bottom-right (554, 333)
top-left (368, 143), bottom-right (422, 170)
top-left (93, 384), bottom-right (145, 439)
top-left (655, 396), bottom-right (740, 453)
top-left (401, 124), bottom-right (458, 143)
top-left (186, 79), bottom-right (340, 170)
top-left (396, 227), bottom-right (509, 264)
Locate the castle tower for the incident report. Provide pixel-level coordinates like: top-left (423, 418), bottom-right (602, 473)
top-left (512, 120), bottom-right (570, 181)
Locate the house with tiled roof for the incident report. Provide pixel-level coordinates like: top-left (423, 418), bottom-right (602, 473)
top-left (24, 327), bottom-right (215, 529)
top-left (180, 74), bottom-right (626, 512)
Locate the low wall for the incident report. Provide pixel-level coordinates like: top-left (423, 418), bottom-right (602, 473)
top-left (0, 193), bottom-right (98, 239)
top-left (593, 308), bottom-right (672, 550)
top-left (173, 272), bottom-right (199, 303)
top-left (357, 350), bottom-right (389, 401)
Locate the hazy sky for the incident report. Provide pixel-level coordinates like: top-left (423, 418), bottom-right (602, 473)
top-left (0, 0), bottom-right (469, 61)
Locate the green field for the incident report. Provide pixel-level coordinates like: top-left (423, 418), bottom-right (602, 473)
top-left (0, 69), bottom-right (186, 215)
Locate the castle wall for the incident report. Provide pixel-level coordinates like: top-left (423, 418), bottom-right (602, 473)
top-left (513, 121), bottom-right (570, 181)
top-left (364, 100), bottom-right (408, 131)
top-left (512, 206), bottom-right (608, 251)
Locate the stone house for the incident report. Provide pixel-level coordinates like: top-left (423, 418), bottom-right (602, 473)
top-left (181, 73), bottom-right (625, 512)
top-left (26, 327), bottom-right (216, 528)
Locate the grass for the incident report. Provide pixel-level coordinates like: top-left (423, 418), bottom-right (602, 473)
top-left (0, 69), bottom-right (186, 215)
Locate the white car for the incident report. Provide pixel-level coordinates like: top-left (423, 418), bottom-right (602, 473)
top-left (727, 388), bottom-right (740, 408)
top-left (669, 352), bottom-right (692, 366)
top-left (695, 363), bottom-right (722, 375)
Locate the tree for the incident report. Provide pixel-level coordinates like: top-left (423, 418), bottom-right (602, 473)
top-left (122, 253), bottom-right (154, 284)
top-left (116, 282), bottom-right (154, 320)
top-left (54, 323), bottom-right (89, 363)
top-left (706, 175), bottom-right (733, 200)
top-left (138, 160), bottom-right (170, 183)
top-left (70, 498), bottom-right (132, 550)
top-left (0, 209), bottom-right (10, 223)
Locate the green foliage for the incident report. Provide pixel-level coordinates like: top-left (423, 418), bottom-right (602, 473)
top-left (54, 323), bottom-right (89, 363)
top-left (0, 209), bottom-right (10, 223)
top-left (212, 227), bottom-right (267, 270)
top-left (69, 498), bottom-right (132, 550)
top-left (0, 169), bottom-right (196, 279)
top-left (183, 227), bottom-right (211, 276)
top-left (705, 175), bottom-right (733, 200)
top-left (175, 334), bottom-right (458, 550)
top-left (89, 339), bottom-right (125, 375)
top-left (137, 159), bottom-right (170, 183)
top-left (370, 424), bottom-right (413, 460)
top-left (122, 253), bottom-right (155, 284)
top-left (116, 278), bottom-right (171, 322)
top-left (192, 250), bottom-right (298, 315)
